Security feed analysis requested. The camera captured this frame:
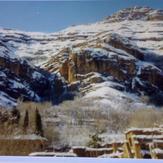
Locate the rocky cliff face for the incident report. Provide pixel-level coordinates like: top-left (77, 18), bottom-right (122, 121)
top-left (44, 33), bottom-right (163, 104)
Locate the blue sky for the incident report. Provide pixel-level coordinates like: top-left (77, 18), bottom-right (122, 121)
top-left (0, 0), bottom-right (163, 33)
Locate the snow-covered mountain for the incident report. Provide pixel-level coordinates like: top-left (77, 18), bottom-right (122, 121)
top-left (0, 6), bottom-right (163, 108)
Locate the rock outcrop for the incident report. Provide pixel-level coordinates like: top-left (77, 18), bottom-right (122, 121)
top-left (105, 7), bottom-right (163, 22)
top-left (104, 34), bottom-right (144, 60)
top-left (59, 51), bottom-right (136, 83)
top-left (44, 33), bottom-right (163, 105)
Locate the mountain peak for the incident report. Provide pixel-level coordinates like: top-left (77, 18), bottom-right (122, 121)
top-left (105, 6), bottom-right (163, 22)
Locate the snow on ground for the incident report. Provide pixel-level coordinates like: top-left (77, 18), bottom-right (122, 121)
top-left (152, 148), bottom-right (163, 154)
top-left (32, 71), bottom-right (43, 79)
top-left (99, 152), bottom-right (123, 158)
top-left (0, 157), bottom-right (162, 163)
top-left (83, 81), bottom-right (149, 111)
top-left (0, 134), bottom-right (47, 140)
top-left (100, 132), bottom-right (124, 144)
top-left (11, 134), bottom-right (47, 140)
top-left (10, 80), bottom-right (25, 89)
top-left (61, 20), bottom-right (163, 55)
top-left (0, 91), bottom-right (16, 108)
top-left (29, 152), bottom-right (77, 157)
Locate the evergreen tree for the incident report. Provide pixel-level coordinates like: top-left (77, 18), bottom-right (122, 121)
top-left (11, 108), bottom-right (20, 124)
top-left (23, 110), bottom-right (29, 133)
top-left (34, 108), bottom-right (43, 136)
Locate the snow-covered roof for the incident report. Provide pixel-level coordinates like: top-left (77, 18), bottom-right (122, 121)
top-left (0, 134), bottom-right (47, 140)
top-left (29, 152), bottom-right (77, 157)
top-left (125, 128), bottom-right (163, 134)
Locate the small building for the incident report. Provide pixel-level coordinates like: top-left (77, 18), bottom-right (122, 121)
top-left (0, 134), bottom-right (48, 156)
top-left (72, 142), bottom-right (124, 158)
top-left (123, 127), bottom-right (163, 159)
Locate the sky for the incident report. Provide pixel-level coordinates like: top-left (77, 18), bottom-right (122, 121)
top-left (0, 0), bottom-right (163, 33)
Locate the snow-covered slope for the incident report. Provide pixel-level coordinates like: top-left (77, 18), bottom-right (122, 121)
top-left (43, 7), bottom-right (163, 109)
top-left (1, 20), bottom-right (163, 68)
top-left (0, 28), bottom-right (86, 66)
top-left (0, 6), bottom-right (163, 108)
top-left (61, 20), bottom-right (163, 55)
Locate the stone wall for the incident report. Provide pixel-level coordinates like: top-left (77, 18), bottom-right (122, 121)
top-left (0, 137), bottom-right (47, 156)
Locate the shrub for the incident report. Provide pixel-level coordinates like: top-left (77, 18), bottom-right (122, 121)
top-left (129, 108), bottom-right (163, 128)
top-left (43, 126), bottom-right (60, 147)
top-left (87, 132), bottom-right (103, 148)
top-left (107, 109), bottom-right (130, 133)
